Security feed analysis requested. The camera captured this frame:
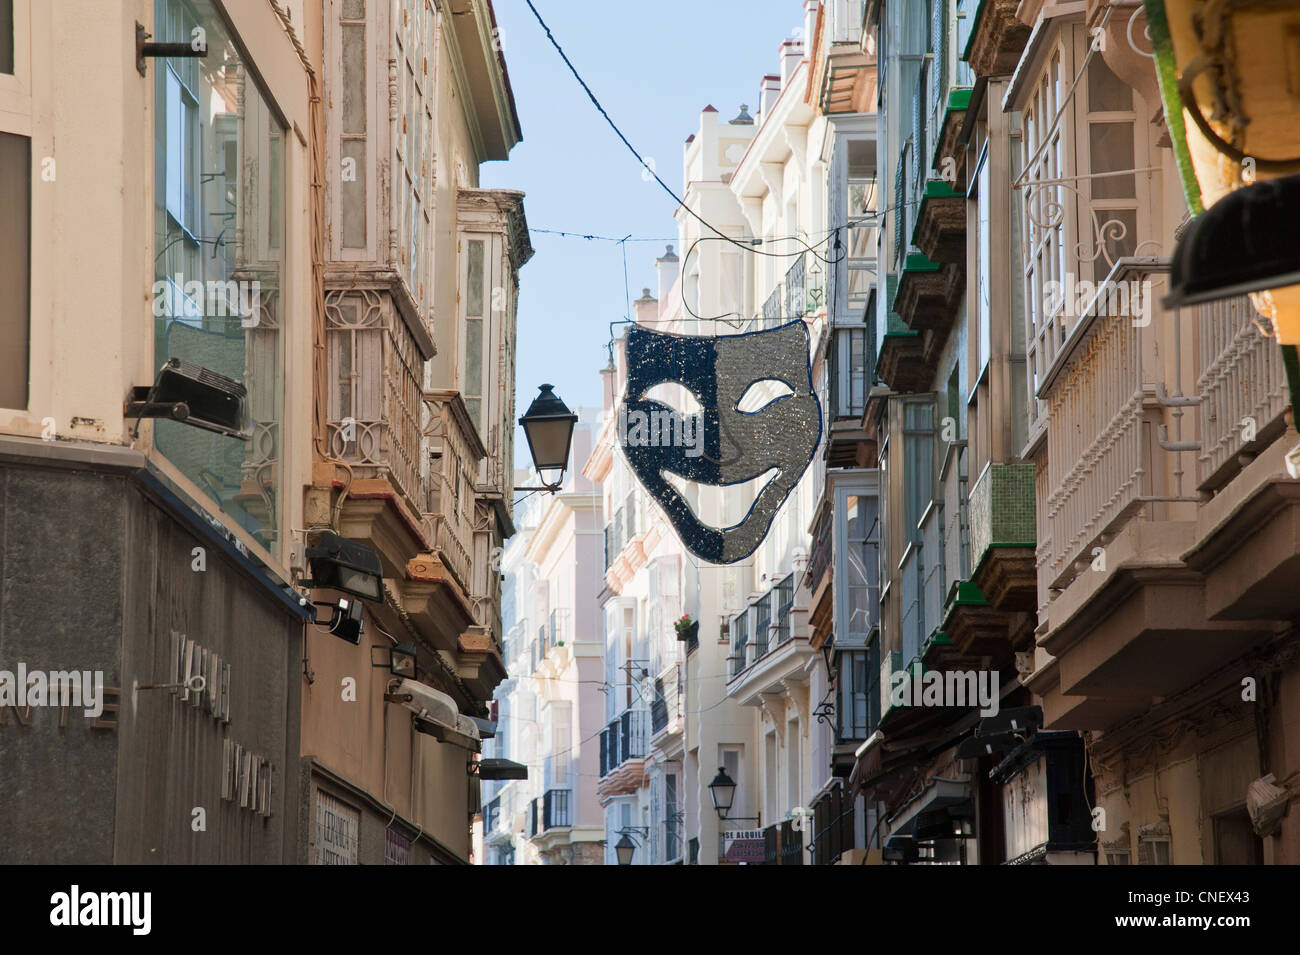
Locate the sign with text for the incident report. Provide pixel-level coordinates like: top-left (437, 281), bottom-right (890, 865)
top-left (721, 828), bottom-right (765, 864)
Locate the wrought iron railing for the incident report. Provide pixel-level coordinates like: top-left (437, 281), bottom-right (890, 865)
top-left (542, 788), bottom-right (571, 830)
top-left (600, 708), bottom-right (649, 776)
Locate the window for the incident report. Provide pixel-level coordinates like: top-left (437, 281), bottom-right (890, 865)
top-left (721, 746), bottom-right (744, 820)
top-left (664, 773), bottom-right (679, 861)
top-left (0, 130), bottom-right (28, 409)
top-left (844, 494), bottom-right (880, 640)
top-left (1021, 27), bottom-right (1150, 430)
top-left (731, 608), bottom-right (749, 677)
top-left (974, 150), bottom-right (991, 374)
top-left (543, 701), bottom-right (572, 790)
top-left (153, 0), bottom-right (286, 555)
top-left (0, 0), bottom-right (12, 75)
top-left (836, 648), bottom-right (874, 741)
top-left (832, 327), bottom-right (867, 419)
top-left (902, 399), bottom-right (936, 542)
top-left (1213, 808), bottom-right (1263, 865)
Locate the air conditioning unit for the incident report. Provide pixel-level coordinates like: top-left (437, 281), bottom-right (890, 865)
top-left (388, 678), bottom-right (458, 730)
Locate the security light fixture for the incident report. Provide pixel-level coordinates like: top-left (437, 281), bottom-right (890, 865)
top-left (303, 531), bottom-right (384, 602)
top-left (1165, 173), bottom-right (1300, 310)
top-left (518, 384), bottom-right (578, 493)
top-left (314, 596), bottom-right (364, 645)
top-left (371, 642), bottom-right (417, 678)
top-left (708, 767), bottom-right (737, 820)
top-left (126, 358), bottom-right (252, 440)
top-left (475, 758), bottom-right (528, 781)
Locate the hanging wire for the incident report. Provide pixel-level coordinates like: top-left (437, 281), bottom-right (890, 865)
top-left (523, 0), bottom-right (855, 260)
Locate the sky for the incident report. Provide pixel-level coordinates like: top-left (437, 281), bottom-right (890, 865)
top-left (479, 0), bottom-right (807, 468)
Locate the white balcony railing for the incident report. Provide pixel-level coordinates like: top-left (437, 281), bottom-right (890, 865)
top-left (1196, 295), bottom-right (1289, 489)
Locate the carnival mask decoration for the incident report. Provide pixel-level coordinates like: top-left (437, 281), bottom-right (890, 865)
top-left (619, 320), bottom-right (822, 563)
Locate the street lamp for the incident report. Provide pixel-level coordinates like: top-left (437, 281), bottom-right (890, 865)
top-left (615, 832), bottom-right (637, 866)
top-left (613, 826), bottom-right (649, 865)
top-left (518, 384), bottom-right (578, 493)
top-left (708, 767), bottom-right (737, 820)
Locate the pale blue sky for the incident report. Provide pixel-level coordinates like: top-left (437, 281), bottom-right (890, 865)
top-left (479, 0), bottom-right (806, 466)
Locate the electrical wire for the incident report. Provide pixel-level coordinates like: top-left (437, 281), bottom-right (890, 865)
top-left (523, 0), bottom-right (846, 260)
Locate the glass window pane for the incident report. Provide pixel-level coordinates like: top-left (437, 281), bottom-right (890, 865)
top-left (1089, 122), bottom-right (1135, 199)
top-left (153, 0), bottom-right (286, 555)
top-left (467, 239), bottom-right (485, 316)
top-left (1087, 54), bottom-right (1132, 112)
top-left (341, 23), bottom-right (366, 135)
top-left (0, 130), bottom-right (29, 409)
top-left (0, 0), bottom-right (14, 75)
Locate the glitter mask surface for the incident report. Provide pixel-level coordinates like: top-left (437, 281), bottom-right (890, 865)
top-left (620, 320), bottom-right (822, 563)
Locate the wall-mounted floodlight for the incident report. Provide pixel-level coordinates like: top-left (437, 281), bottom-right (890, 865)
top-left (303, 531), bottom-right (384, 602)
top-left (313, 597), bottom-right (364, 644)
top-left (474, 758), bottom-right (528, 781)
top-left (371, 642), bottom-right (417, 678)
top-left (126, 358), bottom-right (252, 440)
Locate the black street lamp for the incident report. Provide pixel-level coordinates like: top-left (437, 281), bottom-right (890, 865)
top-left (708, 767), bottom-right (737, 820)
top-left (518, 384), bottom-right (578, 493)
top-left (614, 832), bottom-right (637, 866)
top-left (613, 826), bottom-right (649, 865)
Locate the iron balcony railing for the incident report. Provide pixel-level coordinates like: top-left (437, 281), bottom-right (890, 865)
top-left (752, 593), bottom-right (772, 658)
top-left (599, 708), bottom-right (649, 776)
top-left (650, 663), bottom-right (681, 736)
top-left (730, 611), bottom-right (750, 678)
top-left (542, 788), bottom-right (571, 830)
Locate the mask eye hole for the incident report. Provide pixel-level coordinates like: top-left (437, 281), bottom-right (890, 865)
top-left (736, 378), bottom-right (795, 414)
top-left (642, 382), bottom-right (703, 416)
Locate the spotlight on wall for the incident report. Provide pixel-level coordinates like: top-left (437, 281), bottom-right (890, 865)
top-left (371, 642), bottom-right (417, 677)
top-left (313, 597), bottom-right (364, 645)
top-left (302, 531), bottom-right (384, 602)
top-left (474, 758), bottom-right (528, 781)
top-left (126, 358), bottom-right (252, 440)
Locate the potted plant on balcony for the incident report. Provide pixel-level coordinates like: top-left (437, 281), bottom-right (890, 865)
top-left (674, 614), bottom-right (698, 642)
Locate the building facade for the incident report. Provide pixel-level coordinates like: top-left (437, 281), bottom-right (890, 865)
top-left (0, 0), bottom-right (527, 865)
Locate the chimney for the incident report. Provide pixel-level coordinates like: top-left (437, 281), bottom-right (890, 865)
top-left (600, 349), bottom-right (617, 413)
top-left (656, 245), bottom-right (680, 308)
top-left (803, 0), bottom-right (819, 53)
top-left (633, 287), bottom-right (658, 325)
top-left (760, 74), bottom-right (781, 118)
top-left (781, 38), bottom-right (804, 86)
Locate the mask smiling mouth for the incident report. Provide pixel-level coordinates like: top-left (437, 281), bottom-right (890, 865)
top-left (662, 468), bottom-right (780, 531)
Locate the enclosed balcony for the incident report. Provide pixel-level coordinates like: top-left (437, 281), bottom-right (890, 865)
top-left (1031, 266), bottom-right (1277, 729)
top-left (597, 708), bottom-right (649, 798)
top-left (650, 662), bottom-right (683, 749)
top-left (968, 462), bottom-right (1037, 635)
top-left (727, 575), bottom-right (812, 706)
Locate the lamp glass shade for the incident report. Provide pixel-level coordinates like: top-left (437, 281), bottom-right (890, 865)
top-left (389, 643), bottom-right (417, 678)
top-left (519, 384), bottom-right (578, 485)
top-left (708, 767), bottom-right (737, 819)
top-left (615, 833), bottom-right (636, 866)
